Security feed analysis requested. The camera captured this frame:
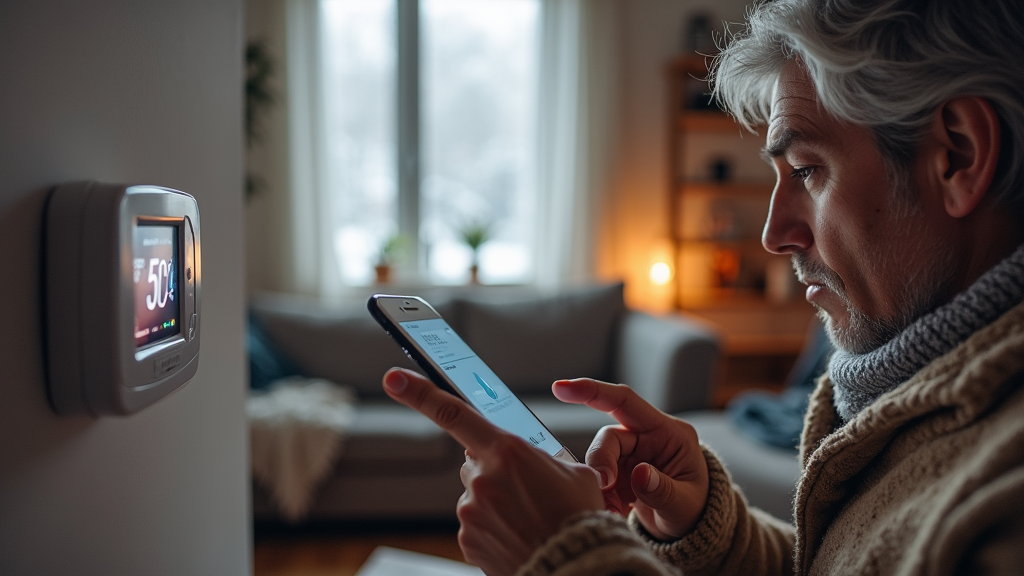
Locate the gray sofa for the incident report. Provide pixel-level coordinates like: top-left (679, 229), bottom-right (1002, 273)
top-left (249, 283), bottom-right (721, 523)
top-left (684, 413), bottom-right (802, 521)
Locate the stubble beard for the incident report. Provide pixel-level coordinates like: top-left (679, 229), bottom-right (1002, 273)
top-left (792, 250), bottom-right (952, 355)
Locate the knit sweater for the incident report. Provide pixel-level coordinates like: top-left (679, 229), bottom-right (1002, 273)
top-left (829, 243), bottom-right (1024, 421)
top-left (517, 299), bottom-right (1024, 576)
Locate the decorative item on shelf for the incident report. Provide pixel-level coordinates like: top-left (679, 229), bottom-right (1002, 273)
top-left (684, 74), bottom-right (716, 111)
top-left (374, 234), bottom-right (405, 284)
top-left (685, 12), bottom-right (717, 55)
top-left (712, 247), bottom-right (742, 289)
top-left (707, 200), bottom-right (739, 241)
top-left (457, 220), bottom-right (493, 284)
top-left (710, 157), bottom-right (733, 182)
top-left (679, 13), bottom-right (719, 112)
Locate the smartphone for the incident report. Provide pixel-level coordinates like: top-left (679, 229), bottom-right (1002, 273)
top-left (368, 294), bottom-right (577, 463)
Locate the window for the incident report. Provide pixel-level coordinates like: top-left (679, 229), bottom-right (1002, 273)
top-left (321, 0), bottom-right (541, 285)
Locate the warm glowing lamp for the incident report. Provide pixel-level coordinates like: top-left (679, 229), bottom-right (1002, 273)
top-left (648, 236), bottom-right (676, 287)
top-left (649, 261), bottom-right (673, 285)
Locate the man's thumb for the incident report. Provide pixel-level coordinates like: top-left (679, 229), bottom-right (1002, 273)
top-left (631, 462), bottom-right (674, 508)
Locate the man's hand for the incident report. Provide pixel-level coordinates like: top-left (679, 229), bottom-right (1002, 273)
top-left (553, 378), bottom-right (709, 541)
top-left (382, 368), bottom-right (605, 576)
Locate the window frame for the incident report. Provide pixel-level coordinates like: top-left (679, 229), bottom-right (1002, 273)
top-left (396, 0), bottom-right (422, 276)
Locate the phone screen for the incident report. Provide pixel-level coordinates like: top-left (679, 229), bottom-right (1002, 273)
top-left (399, 317), bottom-right (564, 457)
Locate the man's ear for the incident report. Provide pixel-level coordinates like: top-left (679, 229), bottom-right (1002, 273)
top-left (926, 96), bottom-right (1001, 218)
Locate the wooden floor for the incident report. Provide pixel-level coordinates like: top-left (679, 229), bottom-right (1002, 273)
top-left (254, 523), bottom-right (464, 576)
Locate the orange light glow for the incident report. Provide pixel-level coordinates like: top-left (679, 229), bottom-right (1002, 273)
top-left (649, 261), bottom-right (673, 285)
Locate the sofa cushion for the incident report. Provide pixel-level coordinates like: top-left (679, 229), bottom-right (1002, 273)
top-left (457, 283), bottom-right (626, 394)
top-left (341, 401), bottom-right (462, 472)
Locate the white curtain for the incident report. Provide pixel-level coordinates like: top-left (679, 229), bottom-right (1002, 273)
top-left (533, 0), bottom-right (619, 288)
top-left (275, 0), bottom-right (618, 295)
top-left (282, 0), bottom-right (341, 297)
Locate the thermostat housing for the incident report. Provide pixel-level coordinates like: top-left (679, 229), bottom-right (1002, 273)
top-left (45, 181), bottom-right (202, 416)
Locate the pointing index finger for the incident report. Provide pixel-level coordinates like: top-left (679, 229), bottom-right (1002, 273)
top-left (552, 378), bottom-right (666, 433)
top-left (383, 368), bottom-right (504, 453)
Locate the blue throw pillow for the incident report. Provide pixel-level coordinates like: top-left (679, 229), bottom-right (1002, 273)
top-left (248, 312), bottom-right (303, 390)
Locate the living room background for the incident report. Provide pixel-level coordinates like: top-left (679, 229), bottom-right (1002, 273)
top-left (245, 0), bottom-right (756, 309)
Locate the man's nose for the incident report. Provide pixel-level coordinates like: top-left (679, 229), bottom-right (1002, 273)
top-left (762, 182), bottom-right (812, 255)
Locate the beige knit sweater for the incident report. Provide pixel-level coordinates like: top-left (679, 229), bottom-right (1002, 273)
top-left (517, 301), bottom-right (1024, 576)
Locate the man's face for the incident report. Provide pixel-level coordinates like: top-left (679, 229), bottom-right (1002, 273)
top-left (762, 63), bottom-right (956, 353)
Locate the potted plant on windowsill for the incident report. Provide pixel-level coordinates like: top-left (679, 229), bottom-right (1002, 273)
top-left (374, 235), bottom-right (405, 284)
top-left (458, 220), bottom-right (493, 285)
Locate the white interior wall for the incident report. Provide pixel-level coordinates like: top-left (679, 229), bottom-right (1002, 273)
top-left (0, 1), bottom-right (250, 574)
top-left (246, 0), bottom-right (294, 295)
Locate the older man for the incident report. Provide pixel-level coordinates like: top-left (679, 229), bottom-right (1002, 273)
top-left (381, 0), bottom-right (1024, 574)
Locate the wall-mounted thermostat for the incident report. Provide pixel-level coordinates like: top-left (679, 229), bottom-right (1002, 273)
top-left (45, 181), bottom-right (201, 416)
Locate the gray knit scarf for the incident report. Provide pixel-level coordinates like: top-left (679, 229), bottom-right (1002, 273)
top-left (829, 243), bottom-right (1024, 422)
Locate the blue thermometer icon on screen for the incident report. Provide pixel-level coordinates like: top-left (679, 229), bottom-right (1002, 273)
top-left (391, 313), bottom-right (567, 459)
top-left (474, 372), bottom-right (498, 400)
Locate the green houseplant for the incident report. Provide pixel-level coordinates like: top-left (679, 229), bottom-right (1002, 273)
top-left (245, 39), bottom-right (275, 199)
top-left (374, 234), bottom-right (405, 284)
top-left (457, 220), bottom-right (494, 284)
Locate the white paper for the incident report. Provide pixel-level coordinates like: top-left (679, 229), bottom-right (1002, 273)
top-left (355, 546), bottom-right (484, 576)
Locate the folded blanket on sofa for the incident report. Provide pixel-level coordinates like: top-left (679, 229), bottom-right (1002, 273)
top-left (249, 377), bottom-right (356, 521)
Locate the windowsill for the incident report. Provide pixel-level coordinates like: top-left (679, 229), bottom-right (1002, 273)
top-left (343, 280), bottom-right (531, 293)
top-left (248, 281), bottom-right (613, 310)
top-left (249, 282), bottom-right (552, 309)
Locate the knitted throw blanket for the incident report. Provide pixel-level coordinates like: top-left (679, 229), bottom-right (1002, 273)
top-left (830, 243), bottom-right (1024, 422)
top-left (249, 377), bottom-right (356, 522)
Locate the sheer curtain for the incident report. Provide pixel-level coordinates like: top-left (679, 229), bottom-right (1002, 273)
top-left (278, 0), bottom-right (618, 295)
top-left (534, 0), bottom-right (619, 288)
top-left (283, 0), bottom-right (340, 296)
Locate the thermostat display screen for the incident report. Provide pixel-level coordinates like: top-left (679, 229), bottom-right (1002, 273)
top-left (133, 223), bottom-right (179, 348)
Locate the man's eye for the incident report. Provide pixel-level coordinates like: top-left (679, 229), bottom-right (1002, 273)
top-left (790, 166), bottom-right (814, 180)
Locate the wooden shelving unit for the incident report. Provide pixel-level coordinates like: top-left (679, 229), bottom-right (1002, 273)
top-left (676, 110), bottom-right (741, 132)
top-left (666, 55), bottom-right (816, 406)
top-left (678, 181), bottom-right (773, 197)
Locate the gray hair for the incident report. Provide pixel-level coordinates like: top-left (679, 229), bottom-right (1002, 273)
top-left (711, 0), bottom-right (1024, 209)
